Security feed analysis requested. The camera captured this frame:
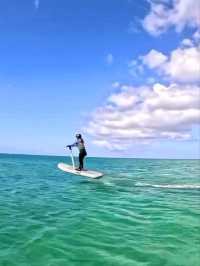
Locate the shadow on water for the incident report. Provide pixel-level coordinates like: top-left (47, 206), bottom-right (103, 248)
top-left (77, 177), bottom-right (141, 196)
top-left (77, 178), bottom-right (119, 195)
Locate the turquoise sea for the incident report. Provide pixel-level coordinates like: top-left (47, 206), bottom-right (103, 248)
top-left (0, 153), bottom-right (199, 266)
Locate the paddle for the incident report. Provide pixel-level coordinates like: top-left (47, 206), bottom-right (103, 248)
top-left (67, 146), bottom-right (75, 170)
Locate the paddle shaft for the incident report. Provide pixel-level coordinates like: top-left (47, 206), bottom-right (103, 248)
top-left (70, 149), bottom-right (75, 169)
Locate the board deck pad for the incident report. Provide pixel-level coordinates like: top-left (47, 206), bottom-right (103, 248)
top-left (58, 163), bottom-right (104, 179)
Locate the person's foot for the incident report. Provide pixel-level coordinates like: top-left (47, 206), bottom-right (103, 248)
top-left (75, 168), bottom-right (81, 171)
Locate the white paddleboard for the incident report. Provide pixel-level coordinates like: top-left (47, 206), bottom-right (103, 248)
top-left (57, 163), bottom-right (104, 179)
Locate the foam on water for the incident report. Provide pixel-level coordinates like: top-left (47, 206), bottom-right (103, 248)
top-left (135, 182), bottom-right (200, 189)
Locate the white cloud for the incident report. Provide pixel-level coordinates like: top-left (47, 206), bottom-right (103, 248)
top-left (106, 54), bottom-right (114, 65)
top-left (92, 140), bottom-right (127, 151)
top-left (181, 38), bottom-right (193, 47)
top-left (128, 59), bottom-right (145, 77)
top-left (193, 30), bottom-right (200, 41)
top-left (140, 49), bottom-right (168, 68)
top-left (163, 45), bottom-right (200, 82)
top-left (142, 0), bottom-right (200, 36)
top-left (138, 44), bottom-right (200, 83)
top-left (108, 85), bottom-right (139, 108)
top-left (128, 60), bottom-right (137, 67)
top-left (34, 0), bottom-right (40, 9)
top-left (128, 20), bottom-right (140, 34)
top-left (85, 83), bottom-right (200, 150)
top-left (112, 82), bottom-right (120, 88)
top-left (147, 77), bottom-right (156, 84)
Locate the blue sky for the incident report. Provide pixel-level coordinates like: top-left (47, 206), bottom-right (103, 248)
top-left (0, 0), bottom-right (199, 158)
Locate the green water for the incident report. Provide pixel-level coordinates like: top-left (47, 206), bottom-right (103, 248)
top-left (0, 154), bottom-right (199, 266)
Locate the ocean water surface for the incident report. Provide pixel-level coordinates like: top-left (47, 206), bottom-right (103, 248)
top-left (0, 154), bottom-right (199, 266)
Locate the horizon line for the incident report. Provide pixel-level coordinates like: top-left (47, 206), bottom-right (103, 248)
top-left (0, 152), bottom-right (199, 160)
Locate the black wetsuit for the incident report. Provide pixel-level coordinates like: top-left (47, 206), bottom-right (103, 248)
top-left (79, 148), bottom-right (87, 170)
top-left (70, 138), bottom-right (87, 170)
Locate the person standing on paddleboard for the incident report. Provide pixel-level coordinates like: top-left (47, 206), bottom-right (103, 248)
top-left (67, 134), bottom-right (87, 171)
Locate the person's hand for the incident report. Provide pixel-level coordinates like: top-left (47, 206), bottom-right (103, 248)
top-left (66, 145), bottom-right (72, 150)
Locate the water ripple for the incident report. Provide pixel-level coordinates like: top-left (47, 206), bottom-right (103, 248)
top-left (0, 155), bottom-right (199, 266)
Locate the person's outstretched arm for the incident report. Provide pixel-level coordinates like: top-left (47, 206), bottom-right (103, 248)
top-left (66, 141), bottom-right (78, 149)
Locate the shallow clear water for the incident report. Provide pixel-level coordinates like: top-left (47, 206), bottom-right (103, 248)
top-left (0, 154), bottom-right (200, 266)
